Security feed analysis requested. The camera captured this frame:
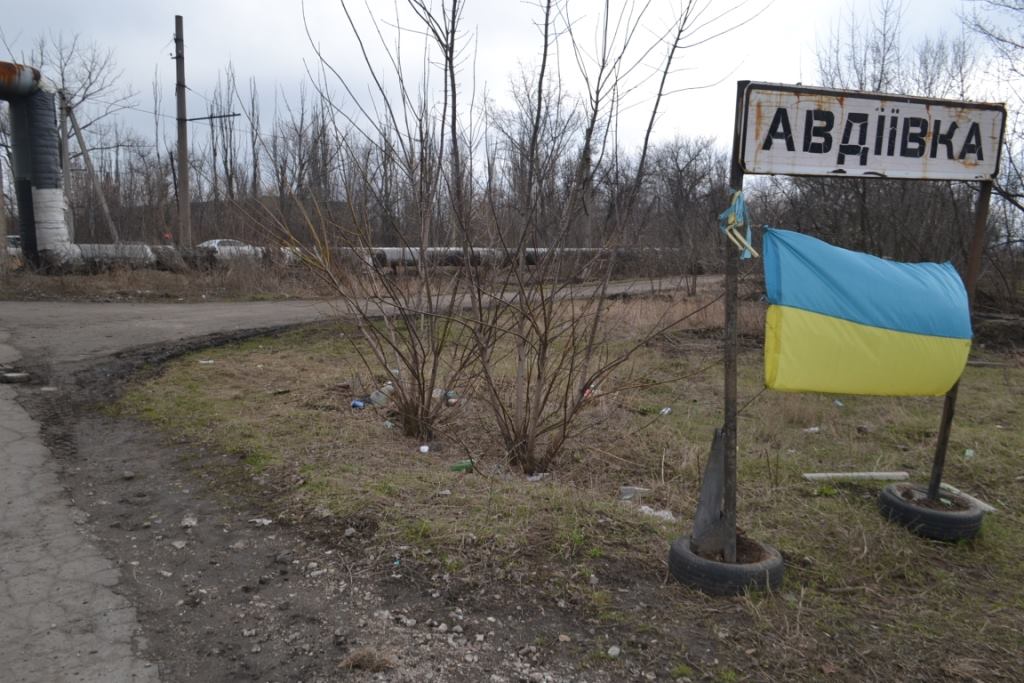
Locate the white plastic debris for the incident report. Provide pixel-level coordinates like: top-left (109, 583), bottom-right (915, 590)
top-left (802, 471), bottom-right (909, 482)
top-left (637, 505), bottom-right (676, 522)
top-left (418, 445), bottom-right (430, 454)
top-left (940, 483), bottom-right (997, 513)
top-left (618, 486), bottom-right (651, 502)
top-left (659, 406), bottom-right (672, 415)
top-left (248, 517), bottom-right (274, 526)
top-left (803, 426), bottom-right (821, 434)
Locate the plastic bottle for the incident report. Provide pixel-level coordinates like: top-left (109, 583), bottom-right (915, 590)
top-left (369, 382), bottom-right (395, 406)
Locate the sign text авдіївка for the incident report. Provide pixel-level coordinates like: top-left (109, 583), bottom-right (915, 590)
top-left (739, 83), bottom-right (1006, 181)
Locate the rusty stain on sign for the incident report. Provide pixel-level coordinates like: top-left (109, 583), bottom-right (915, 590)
top-left (739, 82), bottom-right (1006, 181)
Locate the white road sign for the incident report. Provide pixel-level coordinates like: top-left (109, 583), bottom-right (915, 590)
top-left (739, 83), bottom-right (1006, 181)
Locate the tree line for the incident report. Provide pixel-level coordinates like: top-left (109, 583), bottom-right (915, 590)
top-left (0, 0), bottom-right (1020, 296)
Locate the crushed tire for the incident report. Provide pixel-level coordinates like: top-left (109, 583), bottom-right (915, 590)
top-left (878, 483), bottom-right (984, 541)
top-left (668, 535), bottom-right (784, 596)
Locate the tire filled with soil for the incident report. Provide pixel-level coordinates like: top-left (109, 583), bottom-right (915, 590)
top-left (878, 482), bottom-right (985, 541)
top-left (668, 534), bottom-right (784, 596)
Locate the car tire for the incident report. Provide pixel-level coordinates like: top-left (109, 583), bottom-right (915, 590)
top-left (668, 534), bottom-right (784, 596)
top-left (878, 483), bottom-right (984, 541)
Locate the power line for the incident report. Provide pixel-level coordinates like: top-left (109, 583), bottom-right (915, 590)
top-left (186, 112), bottom-right (241, 122)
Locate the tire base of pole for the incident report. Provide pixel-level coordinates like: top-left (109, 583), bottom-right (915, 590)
top-left (668, 534), bottom-right (784, 596)
top-left (878, 483), bottom-right (984, 541)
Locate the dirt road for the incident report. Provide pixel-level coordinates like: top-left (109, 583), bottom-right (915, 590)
top-left (1, 299), bottom-right (331, 365)
top-left (0, 280), bottom-right (694, 682)
top-left (2, 275), bottom-right (697, 365)
top-left (0, 299), bottom-right (336, 682)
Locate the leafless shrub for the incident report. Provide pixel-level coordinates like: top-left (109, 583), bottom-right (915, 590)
top-left (251, 0), bottom-right (764, 469)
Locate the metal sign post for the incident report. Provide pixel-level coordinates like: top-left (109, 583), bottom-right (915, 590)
top-left (688, 82), bottom-right (1006, 571)
top-left (928, 180), bottom-right (993, 499)
top-left (733, 82), bottom-right (1006, 505)
top-left (721, 81), bottom-right (748, 562)
top-left (691, 81), bottom-right (749, 563)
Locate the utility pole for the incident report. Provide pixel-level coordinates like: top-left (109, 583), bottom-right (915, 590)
top-left (58, 97), bottom-right (74, 242)
top-left (174, 14), bottom-right (192, 248)
top-left (64, 93), bottom-right (120, 243)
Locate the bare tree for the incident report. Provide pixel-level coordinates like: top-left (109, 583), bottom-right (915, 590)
top-left (260, 0), bottom-right (764, 472)
top-left (28, 33), bottom-right (137, 133)
top-left (649, 137), bottom-right (729, 293)
top-left (962, 0), bottom-right (1024, 301)
top-left (18, 33), bottom-right (139, 244)
top-left (963, 1), bottom-right (1024, 81)
top-left (801, 0), bottom-right (988, 265)
top-left (817, 0), bottom-right (904, 92)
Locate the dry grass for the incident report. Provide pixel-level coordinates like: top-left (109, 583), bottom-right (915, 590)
top-left (118, 310), bottom-right (1024, 681)
top-left (600, 272), bottom-right (763, 341)
top-left (1, 260), bottom-right (336, 302)
top-left (338, 647), bottom-right (395, 672)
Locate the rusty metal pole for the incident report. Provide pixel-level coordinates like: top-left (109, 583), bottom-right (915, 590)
top-left (174, 15), bottom-right (192, 248)
top-left (721, 81), bottom-right (749, 563)
top-left (927, 180), bottom-right (992, 500)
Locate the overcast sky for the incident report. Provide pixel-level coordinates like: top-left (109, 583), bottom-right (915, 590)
top-left (0, 0), bottom-right (1010, 150)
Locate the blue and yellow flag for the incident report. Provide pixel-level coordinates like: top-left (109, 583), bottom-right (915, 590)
top-left (763, 229), bottom-right (971, 396)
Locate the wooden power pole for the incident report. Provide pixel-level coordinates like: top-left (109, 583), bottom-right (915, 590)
top-left (64, 93), bottom-right (120, 243)
top-left (174, 14), bottom-right (192, 248)
top-left (58, 98), bottom-right (74, 242)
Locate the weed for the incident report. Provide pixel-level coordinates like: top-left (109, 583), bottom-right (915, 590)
top-left (670, 662), bottom-right (694, 678)
top-left (813, 484), bottom-right (839, 497)
top-left (403, 519), bottom-right (432, 543)
top-left (715, 669), bottom-right (739, 683)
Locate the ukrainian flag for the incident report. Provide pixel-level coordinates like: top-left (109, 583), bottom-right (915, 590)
top-left (763, 229), bottom-right (971, 396)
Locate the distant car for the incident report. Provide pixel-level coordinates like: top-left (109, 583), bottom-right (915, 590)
top-left (196, 238), bottom-right (264, 260)
top-left (5, 234), bottom-right (21, 258)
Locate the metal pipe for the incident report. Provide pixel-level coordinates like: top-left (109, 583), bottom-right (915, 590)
top-left (0, 62), bottom-right (41, 99)
top-left (1, 61), bottom-right (75, 267)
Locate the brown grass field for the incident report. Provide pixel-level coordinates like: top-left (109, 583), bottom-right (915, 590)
top-left (115, 286), bottom-right (1024, 681)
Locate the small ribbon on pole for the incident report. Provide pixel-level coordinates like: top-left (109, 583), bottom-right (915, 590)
top-left (718, 190), bottom-right (758, 259)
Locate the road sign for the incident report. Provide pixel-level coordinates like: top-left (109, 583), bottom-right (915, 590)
top-left (739, 82), bottom-right (1006, 181)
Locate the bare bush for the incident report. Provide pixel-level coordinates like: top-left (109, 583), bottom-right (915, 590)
top-left (247, 0), bottom-right (763, 471)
